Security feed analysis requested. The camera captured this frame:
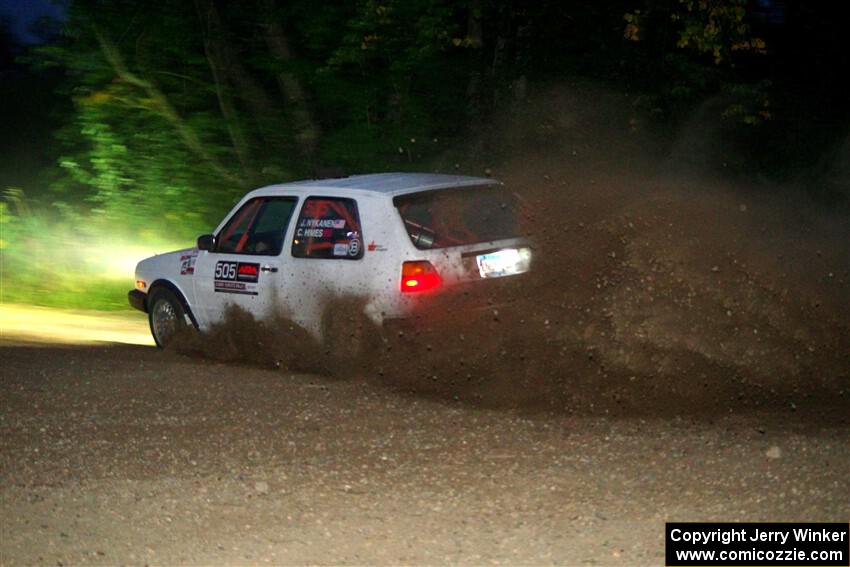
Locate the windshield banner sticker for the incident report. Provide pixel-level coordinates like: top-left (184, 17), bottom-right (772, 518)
top-left (299, 218), bottom-right (346, 229)
top-left (295, 227), bottom-right (332, 238)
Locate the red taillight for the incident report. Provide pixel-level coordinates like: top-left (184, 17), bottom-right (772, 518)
top-left (401, 261), bottom-right (441, 293)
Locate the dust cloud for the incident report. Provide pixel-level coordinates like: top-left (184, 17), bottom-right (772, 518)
top-left (172, 305), bottom-right (327, 374)
top-left (174, 83), bottom-right (850, 417)
top-left (172, 298), bottom-right (380, 377)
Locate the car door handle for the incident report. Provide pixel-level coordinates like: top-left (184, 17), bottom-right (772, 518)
top-left (261, 265), bottom-right (278, 273)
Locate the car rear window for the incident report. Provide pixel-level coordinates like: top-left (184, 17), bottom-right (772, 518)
top-left (393, 185), bottom-right (522, 250)
top-left (291, 197), bottom-right (364, 259)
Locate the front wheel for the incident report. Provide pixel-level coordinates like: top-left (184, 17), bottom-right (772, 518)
top-left (148, 288), bottom-right (187, 348)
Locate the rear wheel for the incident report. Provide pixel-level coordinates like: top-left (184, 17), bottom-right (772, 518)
top-left (148, 288), bottom-right (187, 348)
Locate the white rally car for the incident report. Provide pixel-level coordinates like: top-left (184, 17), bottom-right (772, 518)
top-left (129, 173), bottom-right (533, 348)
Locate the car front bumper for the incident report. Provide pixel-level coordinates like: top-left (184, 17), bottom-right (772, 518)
top-left (128, 289), bottom-right (147, 313)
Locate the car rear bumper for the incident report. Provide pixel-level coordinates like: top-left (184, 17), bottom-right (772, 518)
top-left (128, 289), bottom-right (147, 313)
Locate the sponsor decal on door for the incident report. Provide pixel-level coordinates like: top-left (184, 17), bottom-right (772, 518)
top-left (214, 261), bottom-right (260, 295)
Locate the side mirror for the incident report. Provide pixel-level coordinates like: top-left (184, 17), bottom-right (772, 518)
top-left (197, 234), bottom-right (215, 251)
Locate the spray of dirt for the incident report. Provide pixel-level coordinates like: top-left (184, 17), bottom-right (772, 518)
top-left (171, 297), bottom-right (382, 377)
top-left (172, 305), bottom-right (326, 373)
top-left (172, 82), bottom-right (850, 417)
top-left (371, 168), bottom-right (850, 416)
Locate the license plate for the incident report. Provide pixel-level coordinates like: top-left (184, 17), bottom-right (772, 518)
top-left (475, 247), bottom-right (531, 279)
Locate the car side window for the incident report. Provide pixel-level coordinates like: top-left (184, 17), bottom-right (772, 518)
top-left (216, 197), bottom-right (297, 255)
top-left (291, 197), bottom-right (364, 260)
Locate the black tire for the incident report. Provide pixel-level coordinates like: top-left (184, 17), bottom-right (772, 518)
top-left (148, 287), bottom-right (187, 348)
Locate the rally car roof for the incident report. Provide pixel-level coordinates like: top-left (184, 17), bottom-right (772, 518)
top-left (252, 172), bottom-right (496, 198)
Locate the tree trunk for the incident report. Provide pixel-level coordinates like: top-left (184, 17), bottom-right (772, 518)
top-left (226, 51), bottom-right (281, 136)
top-left (261, 0), bottom-right (320, 165)
top-left (195, 0), bottom-right (281, 149)
top-left (465, 0), bottom-right (484, 121)
top-left (195, 0), bottom-right (254, 177)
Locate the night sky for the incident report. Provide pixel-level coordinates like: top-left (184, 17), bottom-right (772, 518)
top-left (0, 0), bottom-right (65, 44)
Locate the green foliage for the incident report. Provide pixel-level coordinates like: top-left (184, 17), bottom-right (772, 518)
top-left (720, 80), bottom-right (772, 125)
top-left (3, 0), bottom-right (848, 311)
top-left (673, 0), bottom-right (766, 64)
top-left (3, 0), bottom-right (477, 310)
top-left (56, 93), bottom-right (229, 239)
top-left (625, 0), bottom-right (766, 64)
top-left (1, 188), bottom-right (188, 310)
top-left (622, 0), bottom-right (772, 127)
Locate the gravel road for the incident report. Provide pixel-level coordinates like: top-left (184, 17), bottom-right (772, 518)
top-left (1, 342), bottom-right (847, 565)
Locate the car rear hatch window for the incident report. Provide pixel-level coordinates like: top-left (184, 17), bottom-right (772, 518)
top-left (393, 185), bottom-right (522, 250)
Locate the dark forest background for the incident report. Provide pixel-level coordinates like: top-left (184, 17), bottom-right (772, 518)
top-left (1, 0), bottom-right (848, 308)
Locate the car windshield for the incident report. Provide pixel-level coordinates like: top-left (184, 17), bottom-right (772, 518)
top-left (393, 185), bottom-right (522, 250)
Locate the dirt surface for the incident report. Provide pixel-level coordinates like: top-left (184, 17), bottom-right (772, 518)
top-left (0, 304), bottom-right (153, 346)
top-left (1, 342), bottom-right (848, 566)
top-left (3, 84), bottom-right (849, 564)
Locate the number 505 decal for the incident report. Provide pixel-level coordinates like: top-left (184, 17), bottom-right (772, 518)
top-left (215, 261), bottom-right (259, 283)
top-left (215, 261), bottom-right (236, 280)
